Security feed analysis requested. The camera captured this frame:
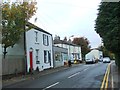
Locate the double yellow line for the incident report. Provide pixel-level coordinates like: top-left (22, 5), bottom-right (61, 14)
top-left (100, 63), bottom-right (111, 90)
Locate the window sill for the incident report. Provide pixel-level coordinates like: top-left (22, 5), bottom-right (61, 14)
top-left (35, 42), bottom-right (39, 44)
top-left (44, 62), bottom-right (49, 64)
top-left (43, 44), bottom-right (49, 46)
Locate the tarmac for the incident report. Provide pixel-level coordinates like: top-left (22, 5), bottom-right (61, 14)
top-left (2, 64), bottom-right (79, 88)
top-left (2, 61), bottom-right (120, 89)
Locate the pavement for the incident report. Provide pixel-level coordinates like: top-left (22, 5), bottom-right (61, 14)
top-left (109, 61), bottom-right (120, 89)
top-left (2, 61), bottom-right (120, 89)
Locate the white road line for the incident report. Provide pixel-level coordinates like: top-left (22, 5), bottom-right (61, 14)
top-left (43, 82), bottom-right (59, 90)
top-left (83, 68), bottom-right (88, 71)
top-left (68, 72), bottom-right (80, 78)
top-left (111, 74), bottom-right (114, 89)
top-left (68, 68), bottom-right (89, 79)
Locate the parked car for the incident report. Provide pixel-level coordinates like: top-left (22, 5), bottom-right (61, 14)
top-left (103, 57), bottom-right (111, 63)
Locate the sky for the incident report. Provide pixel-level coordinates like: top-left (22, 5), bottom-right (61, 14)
top-left (29, 0), bottom-right (102, 48)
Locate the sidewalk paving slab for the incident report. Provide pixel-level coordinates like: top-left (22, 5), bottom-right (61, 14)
top-left (110, 61), bottom-right (120, 89)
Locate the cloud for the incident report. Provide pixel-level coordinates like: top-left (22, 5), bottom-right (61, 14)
top-left (30, 0), bottom-right (102, 48)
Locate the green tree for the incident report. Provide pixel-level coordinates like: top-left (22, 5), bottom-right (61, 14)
top-left (2, 1), bottom-right (37, 57)
top-left (95, 2), bottom-right (120, 67)
top-left (98, 45), bottom-right (115, 59)
top-left (72, 37), bottom-right (91, 59)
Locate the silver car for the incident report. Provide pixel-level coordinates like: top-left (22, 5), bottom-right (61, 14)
top-left (103, 57), bottom-right (111, 63)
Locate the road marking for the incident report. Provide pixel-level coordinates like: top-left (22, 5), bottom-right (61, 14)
top-left (83, 68), bottom-right (88, 71)
top-left (105, 64), bottom-right (110, 89)
top-left (111, 61), bottom-right (114, 89)
top-left (43, 82), bottom-right (59, 90)
top-left (68, 72), bottom-right (80, 78)
top-left (100, 65), bottom-right (108, 90)
top-left (68, 68), bottom-right (89, 79)
top-left (111, 75), bottom-right (114, 89)
top-left (100, 63), bottom-right (111, 90)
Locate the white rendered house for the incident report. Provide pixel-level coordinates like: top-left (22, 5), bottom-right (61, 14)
top-left (54, 36), bottom-right (82, 62)
top-left (26, 23), bottom-right (53, 72)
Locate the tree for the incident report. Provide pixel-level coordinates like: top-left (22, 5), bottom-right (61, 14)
top-left (95, 2), bottom-right (120, 67)
top-left (98, 45), bottom-right (115, 59)
top-left (72, 37), bottom-right (91, 59)
top-left (2, 1), bottom-right (37, 58)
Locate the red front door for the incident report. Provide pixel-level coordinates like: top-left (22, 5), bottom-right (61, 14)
top-left (29, 51), bottom-right (33, 70)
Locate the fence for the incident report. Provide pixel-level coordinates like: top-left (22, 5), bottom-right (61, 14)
top-left (2, 55), bottom-right (25, 75)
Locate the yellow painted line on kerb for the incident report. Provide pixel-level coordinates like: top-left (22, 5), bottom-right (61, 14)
top-left (100, 63), bottom-right (111, 90)
top-left (105, 64), bottom-right (110, 90)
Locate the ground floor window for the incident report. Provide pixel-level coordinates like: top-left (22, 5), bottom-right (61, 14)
top-left (55, 52), bottom-right (61, 61)
top-left (36, 49), bottom-right (40, 64)
top-left (62, 53), bottom-right (68, 61)
top-left (44, 50), bottom-right (51, 63)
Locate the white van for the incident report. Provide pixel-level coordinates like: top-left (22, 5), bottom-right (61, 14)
top-left (85, 54), bottom-right (96, 64)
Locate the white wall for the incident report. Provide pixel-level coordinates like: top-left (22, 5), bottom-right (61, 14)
top-left (0, 44), bottom-right (2, 77)
top-left (5, 34), bottom-right (24, 56)
top-left (26, 28), bottom-right (53, 72)
top-left (1, 34), bottom-right (25, 75)
top-left (0, 44), bottom-right (2, 55)
top-left (54, 44), bottom-right (62, 47)
top-left (1, 34), bottom-right (24, 59)
top-left (54, 43), bottom-right (82, 61)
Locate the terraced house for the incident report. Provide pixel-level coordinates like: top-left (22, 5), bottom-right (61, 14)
top-left (1, 22), bottom-right (54, 75)
top-left (26, 22), bottom-right (54, 72)
top-left (54, 36), bottom-right (82, 63)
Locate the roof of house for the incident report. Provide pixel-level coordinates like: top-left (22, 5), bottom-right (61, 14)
top-left (53, 45), bottom-right (68, 53)
top-left (26, 22), bottom-right (52, 36)
top-left (54, 39), bottom-right (79, 46)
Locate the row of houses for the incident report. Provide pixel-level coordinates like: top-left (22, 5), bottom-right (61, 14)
top-left (1, 22), bottom-right (82, 75)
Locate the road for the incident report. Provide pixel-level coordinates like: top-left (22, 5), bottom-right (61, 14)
top-left (4, 62), bottom-right (109, 89)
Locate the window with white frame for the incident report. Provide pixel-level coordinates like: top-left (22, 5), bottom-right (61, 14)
top-left (48, 51), bottom-right (51, 66)
top-left (48, 51), bottom-right (51, 61)
top-left (43, 34), bottom-right (49, 46)
top-left (36, 49), bottom-right (40, 64)
top-left (44, 50), bottom-right (51, 63)
top-left (35, 31), bottom-right (38, 42)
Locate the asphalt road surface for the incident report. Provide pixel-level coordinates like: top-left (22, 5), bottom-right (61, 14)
top-left (4, 62), bottom-right (109, 89)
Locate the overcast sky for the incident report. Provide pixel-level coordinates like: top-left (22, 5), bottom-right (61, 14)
top-left (29, 0), bottom-right (102, 48)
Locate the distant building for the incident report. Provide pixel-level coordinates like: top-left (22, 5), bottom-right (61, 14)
top-left (53, 35), bottom-right (82, 62)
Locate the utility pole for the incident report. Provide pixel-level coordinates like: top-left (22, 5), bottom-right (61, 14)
top-left (23, 0), bottom-right (27, 75)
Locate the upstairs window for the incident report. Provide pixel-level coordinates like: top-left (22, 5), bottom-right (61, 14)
top-left (35, 31), bottom-right (38, 42)
top-left (36, 49), bottom-right (40, 64)
top-left (43, 34), bottom-right (49, 46)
